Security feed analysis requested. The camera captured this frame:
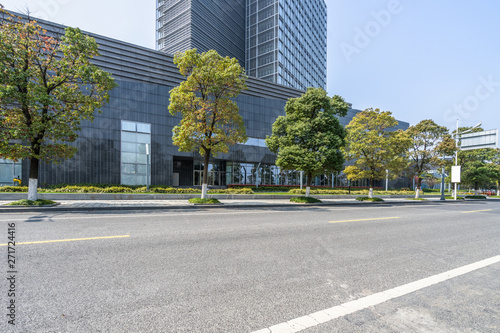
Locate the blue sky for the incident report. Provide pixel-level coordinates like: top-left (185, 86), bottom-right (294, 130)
top-left (2, 0), bottom-right (499, 136)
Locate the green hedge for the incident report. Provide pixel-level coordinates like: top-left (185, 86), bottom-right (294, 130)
top-left (0, 185), bottom-right (254, 194)
top-left (290, 196), bottom-right (321, 203)
top-left (464, 195), bottom-right (487, 200)
top-left (288, 189), bottom-right (413, 195)
top-left (356, 197), bottom-right (384, 202)
top-left (0, 186), bottom-right (28, 192)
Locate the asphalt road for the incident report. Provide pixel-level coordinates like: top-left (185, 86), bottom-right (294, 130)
top-left (0, 201), bottom-right (499, 332)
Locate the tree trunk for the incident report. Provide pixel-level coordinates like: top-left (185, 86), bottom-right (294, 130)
top-left (474, 182), bottom-right (479, 195)
top-left (415, 177), bottom-right (422, 199)
top-left (28, 158), bottom-right (39, 201)
top-left (305, 172), bottom-right (312, 197)
top-left (201, 149), bottom-right (211, 199)
top-left (369, 177), bottom-right (374, 198)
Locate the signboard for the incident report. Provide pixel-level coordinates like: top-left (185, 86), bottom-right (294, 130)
top-left (460, 129), bottom-right (498, 150)
top-left (451, 166), bottom-right (461, 183)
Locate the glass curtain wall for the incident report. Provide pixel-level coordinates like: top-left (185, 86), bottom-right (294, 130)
top-left (121, 121), bottom-right (151, 186)
top-left (193, 161), bottom-right (226, 186)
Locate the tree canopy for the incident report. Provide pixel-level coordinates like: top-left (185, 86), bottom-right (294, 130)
top-left (0, 9), bottom-right (116, 200)
top-left (406, 119), bottom-right (455, 197)
top-left (266, 88), bottom-right (348, 196)
top-left (168, 48), bottom-right (247, 198)
top-left (343, 108), bottom-right (410, 197)
top-left (457, 147), bottom-right (500, 193)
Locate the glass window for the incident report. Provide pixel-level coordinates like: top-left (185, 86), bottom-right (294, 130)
top-left (121, 132), bottom-right (136, 143)
top-left (136, 133), bottom-right (151, 144)
top-left (122, 164), bottom-right (136, 174)
top-left (122, 153), bottom-right (137, 164)
top-left (137, 165), bottom-right (148, 174)
top-left (137, 123), bottom-right (151, 134)
top-left (122, 121), bottom-right (136, 132)
top-left (136, 153), bottom-right (147, 164)
top-left (121, 142), bottom-right (137, 153)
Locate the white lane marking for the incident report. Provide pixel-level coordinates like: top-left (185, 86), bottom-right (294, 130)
top-left (251, 255), bottom-right (500, 333)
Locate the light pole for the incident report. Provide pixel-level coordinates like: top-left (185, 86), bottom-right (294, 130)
top-left (453, 120), bottom-right (482, 200)
top-left (440, 165), bottom-right (445, 201)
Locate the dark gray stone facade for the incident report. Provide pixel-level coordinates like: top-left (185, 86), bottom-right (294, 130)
top-left (7, 13), bottom-right (408, 188)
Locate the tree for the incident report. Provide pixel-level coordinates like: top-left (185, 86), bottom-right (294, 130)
top-left (406, 119), bottom-right (455, 198)
top-left (457, 147), bottom-right (499, 194)
top-left (343, 108), bottom-right (411, 198)
top-left (0, 9), bottom-right (116, 200)
top-left (462, 163), bottom-right (500, 194)
top-left (168, 49), bottom-right (247, 199)
top-left (265, 88), bottom-right (348, 197)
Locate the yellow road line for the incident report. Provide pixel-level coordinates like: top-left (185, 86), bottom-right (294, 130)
top-left (329, 217), bottom-right (400, 224)
top-left (461, 209), bottom-right (492, 214)
top-left (0, 235), bottom-right (130, 246)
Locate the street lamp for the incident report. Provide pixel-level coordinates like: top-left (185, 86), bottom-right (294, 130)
top-left (453, 120), bottom-right (482, 200)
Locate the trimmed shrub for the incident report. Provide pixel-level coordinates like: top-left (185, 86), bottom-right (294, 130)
top-left (356, 197), bottom-right (384, 202)
top-left (445, 196), bottom-right (464, 200)
top-left (101, 186), bottom-right (134, 193)
top-left (7, 199), bottom-right (56, 206)
top-left (0, 186), bottom-right (28, 192)
top-left (290, 196), bottom-right (321, 203)
top-left (465, 195), bottom-right (487, 200)
top-left (150, 187), bottom-right (200, 194)
top-left (208, 188), bottom-right (254, 194)
top-left (188, 198), bottom-right (220, 204)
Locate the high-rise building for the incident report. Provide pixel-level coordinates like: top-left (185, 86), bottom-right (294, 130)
top-left (156, 0), bottom-right (246, 65)
top-left (156, 0), bottom-right (327, 90)
top-left (246, 0), bottom-right (327, 90)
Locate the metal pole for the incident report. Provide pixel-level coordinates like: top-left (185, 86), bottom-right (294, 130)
top-left (146, 144), bottom-right (150, 192)
top-left (454, 119), bottom-right (458, 200)
top-left (300, 171), bottom-right (303, 189)
top-left (440, 166), bottom-right (445, 201)
top-left (385, 169), bottom-right (389, 191)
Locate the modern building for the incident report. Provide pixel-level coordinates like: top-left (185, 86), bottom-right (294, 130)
top-left (246, 0), bottom-right (327, 90)
top-left (0, 12), bottom-right (408, 189)
top-left (156, 0), bottom-right (327, 90)
top-left (156, 0), bottom-right (246, 65)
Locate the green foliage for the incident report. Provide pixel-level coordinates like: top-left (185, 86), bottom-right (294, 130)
top-left (356, 197), bottom-right (384, 202)
top-left (266, 88), bottom-right (348, 189)
top-left (169, 49), bottom-right (247, 188)
top-left (406, 120), bottom-right (454, 189)
top-left (7, 199), bottom-right (56, 206)
top-left (0, 186), bottom-right (28, 192)
top-left (456, 148), bottom-right (500, 191)
top-left (188, 198), bottom-right (221, 204)
top-left (343, 108), bottom-right (411, 188)
top-left (149, 187), bottom-right (197, 194)
top-left (406, 198), bottom-right (427, 201)
top-left (0, 10), bottom-right (116, 163)
top-left (445, 196), bottom-right (464, 200)
top-left (290, 196), bottom-right (322, 203)
top-left (464, 195), bottom-right (487, 200)
top-left (208, 188), bottom-right (253, 194)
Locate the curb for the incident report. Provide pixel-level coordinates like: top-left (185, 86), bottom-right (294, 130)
top-left (0, 199), bottom-right (468, 213)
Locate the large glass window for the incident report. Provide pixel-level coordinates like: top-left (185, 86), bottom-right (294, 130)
top-left (193, 161), bottom-right (225, 186)
top-left (121, 120), bottom-right (151, 186)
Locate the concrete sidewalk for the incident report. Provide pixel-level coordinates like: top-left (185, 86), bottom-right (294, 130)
top-left (0, 195), bottom-right (465, 213)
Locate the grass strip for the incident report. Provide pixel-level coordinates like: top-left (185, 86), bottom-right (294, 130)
top-left (290, 196), bottom-right (322, 203)
top-left (7, 199), bottom-right (56, 206)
